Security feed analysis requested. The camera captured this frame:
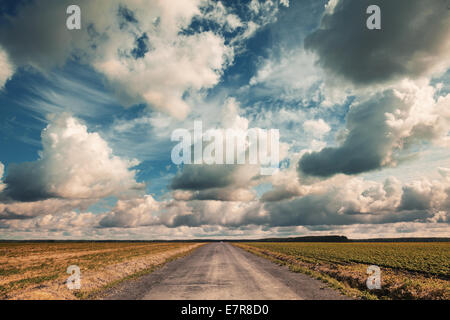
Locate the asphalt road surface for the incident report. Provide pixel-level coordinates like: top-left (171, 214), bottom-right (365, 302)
top-left (103, 242), bottom-right (349, 300)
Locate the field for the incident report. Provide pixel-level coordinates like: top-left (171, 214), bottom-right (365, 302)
top-left (0, 242), bottom-right (203, 300)
top-left (234, 242), bottom-right (450, 300)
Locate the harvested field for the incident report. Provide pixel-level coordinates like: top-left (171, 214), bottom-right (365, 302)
top-left (0, 242), bottom-right (203, 300)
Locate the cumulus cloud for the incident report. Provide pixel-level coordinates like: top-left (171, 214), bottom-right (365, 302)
top-left (169, 98), bottom-right (285, 201)
top-left (260, 152), bottom-right (314, 202)
top-left (2, 113), bottom-right (144, 202)
top-left (93, 29), bottom-right (231, 119)
top-left (262, 172), bottom-right (450, 227)
top-left (0, 0), bottom-right (291, 118)
top-left (299, 83), bottom-right (450, 177)
top-left (0, 0), bottom-right (234, 118)
top-left (305, 0), bottom-right (450, 85)
top-left (399, 169), bottom-right (450, 216)
top-left (99, 195), bottom-right (160, 228)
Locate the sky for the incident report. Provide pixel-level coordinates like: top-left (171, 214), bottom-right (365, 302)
top-left (0, 0), bottom-right (449, 240)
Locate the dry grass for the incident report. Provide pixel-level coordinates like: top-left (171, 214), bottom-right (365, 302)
top-left (0, 242), bottom-right (204, 300)
top-left (234, 242), bottom-right (450, 300)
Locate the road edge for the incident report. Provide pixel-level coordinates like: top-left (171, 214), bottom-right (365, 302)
top-left (232, 243), bottom-right (365, 300)
top-left (81, 243), bottom-right (206, 300)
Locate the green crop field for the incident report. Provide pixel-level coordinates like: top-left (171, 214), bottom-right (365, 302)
top-left (235, 242), bottom-right (450, 300)
top-left (240, 242), bottom-right (449, 276)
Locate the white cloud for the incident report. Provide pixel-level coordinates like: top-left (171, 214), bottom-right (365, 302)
top-left (93, 29), bottom-right (232, 119)
top-left (99, 195), bottom-right (161, 228)
top-left (263, 171), bottom-right (450, 227)
top-left (3, 113), bottom-right (144, 201)
top-left (0, 0), bottom-right (233, 119)
top-left (0, 47), bottom-right (14, 89)
top-left (220, 98), bottom-right (249, 130)
top-left (280, 0), bottom-right (290, 7)
top-left (202, 1), bottom-right (243, 32)
top-left (0, 0), bottom-right (294, 119)
top-left (303, 119), bottom-right (330, 138)
top-left (249, 49), bottom-right (323, 103)
top-left (324, 0), bottom-right (339, 15)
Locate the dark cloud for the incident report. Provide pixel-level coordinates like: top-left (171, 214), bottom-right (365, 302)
top-left (189, 188), bottom-right (256, 202)
top-left (298, 90), bottom-right (406, 177)
top-left (305, 0), bottom-right (450, 85)
top-left (263, 194), bottom-right (432, 227)
top-left (0, 0), bottom-right (82, 69)
top-left (298, 83), bottom-right (449, 178)
top-left (2, 162), bottom-right (53, 202)
top-left (260, 186), bottom-right (302, 202)
top-left (170, 163), bottom-right (261, 201)
top-left (170, 164), bottom-right (238, 190)
top-left (399, 185), bottom-right (432, 211)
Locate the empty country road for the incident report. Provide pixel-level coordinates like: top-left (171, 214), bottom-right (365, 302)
top-left (103, 242), bottom-right (349, 300)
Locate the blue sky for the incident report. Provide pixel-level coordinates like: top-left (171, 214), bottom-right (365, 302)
top-left (0, 0), bottom-right (449, 239)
